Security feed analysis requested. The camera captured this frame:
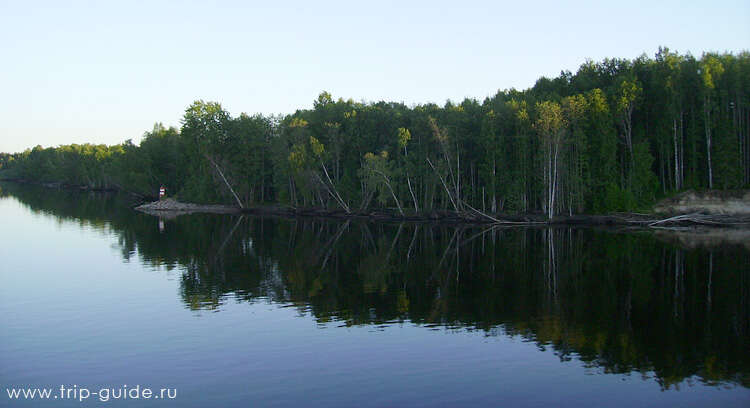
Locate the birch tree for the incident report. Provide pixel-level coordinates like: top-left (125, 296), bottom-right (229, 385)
top-left (181, 100), bottom-right (244, 207)
top-left (397, 127), bottom-right (419, 212)
top-left (427, 117), bottom-right (460, 212)
top-left (616, 78), bottom-right (642, 175)
top-left (535, 101), bottom-right (567, 219)
top-left (360, 151), bottom-right (404, 216)
top-left (700, 55), bottom-right (725, 189)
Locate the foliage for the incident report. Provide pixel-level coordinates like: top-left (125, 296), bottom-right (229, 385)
top-left (3, 49), bottom-right (749, 213)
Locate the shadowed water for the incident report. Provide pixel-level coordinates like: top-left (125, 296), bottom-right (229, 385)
top-left (1, 182), bottom-right (748, 407)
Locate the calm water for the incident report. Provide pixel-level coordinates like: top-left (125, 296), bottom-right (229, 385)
top-left (1, 182), bottom-right (749, 407)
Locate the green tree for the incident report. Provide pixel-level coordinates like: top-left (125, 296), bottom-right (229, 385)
top-left (700, 54), bottom-right (724, 189)
top-left (535, 101), bottom-right (567, 219)
top-left (360, 150), bottom-right (403, 215)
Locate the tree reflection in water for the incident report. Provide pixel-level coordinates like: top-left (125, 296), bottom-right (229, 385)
top-left (3, 182), bottom-right (749, 390)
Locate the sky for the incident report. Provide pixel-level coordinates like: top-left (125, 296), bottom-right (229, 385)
top-left (1, 0), bottom-right (748, 153)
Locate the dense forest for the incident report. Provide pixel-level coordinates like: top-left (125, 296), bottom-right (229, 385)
top-left (2, 48), bottom-right (749, 216)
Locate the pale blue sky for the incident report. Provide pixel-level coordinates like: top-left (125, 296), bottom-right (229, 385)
top-left (1, 0), bottom-right (748, 153)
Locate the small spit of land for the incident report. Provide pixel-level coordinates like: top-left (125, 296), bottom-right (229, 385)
top-left (135, 198), bottom-right (241, 218)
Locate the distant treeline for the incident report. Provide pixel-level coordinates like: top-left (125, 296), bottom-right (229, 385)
top-left (2, 48), bottom-right (749, 215)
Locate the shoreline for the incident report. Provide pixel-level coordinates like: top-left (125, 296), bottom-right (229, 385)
top-left (136, 198), bottom-right (750, 228)
top-left (4, 179), bottom-right (748, 228)
top-left (0, 177), bottom-right (148, 198)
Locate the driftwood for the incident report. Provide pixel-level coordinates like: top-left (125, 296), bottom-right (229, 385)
top-left (648, 213), bottom-right (704, 227)
top-left (647, 213), bottom-right (750, 228)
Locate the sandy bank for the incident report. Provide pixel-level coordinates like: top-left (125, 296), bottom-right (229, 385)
top-left (654, 190), bottom-right (750, 215)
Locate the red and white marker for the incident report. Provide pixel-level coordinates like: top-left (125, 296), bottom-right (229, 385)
top-left (159, 186), bottom-right (166, 199)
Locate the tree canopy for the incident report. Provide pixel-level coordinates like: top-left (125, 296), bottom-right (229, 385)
top-left (3, 49), bottom-right (749, 214)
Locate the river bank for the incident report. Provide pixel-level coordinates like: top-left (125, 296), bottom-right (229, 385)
top-left (134, 197), bottom-right (750, 228)
top-left (0, 177), bottom-right (149, 199)
top-left (5, 180), bottom-right (747, 228)
top-left (135, 197), bottom-right (648, 225)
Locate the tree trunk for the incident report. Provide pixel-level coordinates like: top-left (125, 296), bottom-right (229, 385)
top-left (207, 155), bottom-right (244, 208)
top-left (680, 110), bottom-right (684, 188)
top-left (705, 96), bottom-right (713, 189)
top-left (456, 146), bottom-right (461, 210)
top-left (426, 157), bottom-right (458, 212)
top-left (491, 158), bottom-right (497, 213)
top-left (550, 143), bottom-right (559, 220)
top-left (321, 162), bottom-right (350, 213)
top-left (372, 169), bottom-right (404, 216)
top-left (406, 172), bottom-right (419, 212)
top-left (674, 118), bottom-right (680, 190)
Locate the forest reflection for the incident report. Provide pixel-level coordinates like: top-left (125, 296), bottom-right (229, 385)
top-left (3, 182), bottom-right (749, 390)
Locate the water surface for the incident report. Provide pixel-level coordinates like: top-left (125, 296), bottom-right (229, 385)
top-left (1, 182), bottom-right (748, 407)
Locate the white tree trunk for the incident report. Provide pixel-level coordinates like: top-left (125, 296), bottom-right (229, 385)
top-left (674, 118), bottom-right (680, 190)
top-left (207, 155), bottom-right (244, 208)
top-left (705, 97), bottom-right (713, 189)
top-left (372, 169), bottom-right (404, 216)
top-left (321, 162), bottom-right (350, 212)
top-left (550, 144), bottom-right (559, 220)
top-left (426, 157), bottom-right (458, 212)
top-left (406, 173), bottom-right (419, 212)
